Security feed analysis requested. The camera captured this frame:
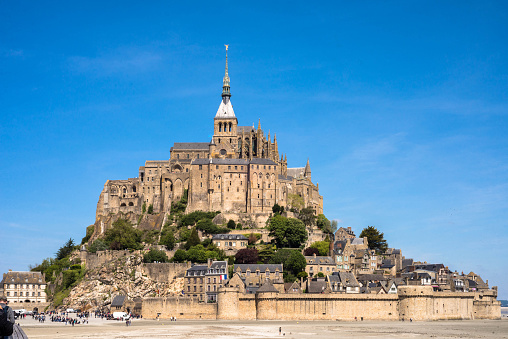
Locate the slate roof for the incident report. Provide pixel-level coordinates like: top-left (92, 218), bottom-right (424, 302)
top-left (172, 142), bottom-right (210, 150)
top-left (111, 295), bottom-right (126, 307)
top-left (287, 167), bottom-right (305, 178)
top-left (336, 272), bottom-right (360, 287)
top-left (209, 261), bottom-right (228, 270)
top-left (413, 264), bottom-right (444, 272)
top-left (234, 264), bottom-right (283, 273)
top-left (402, 259), bottom-right (414, 268)
top-left (0, 271), bottom-right (46, 285)
top-left (356, 274), bottom-right (386, 282)
top-left (212, 234), bottom-right (247, 240)
top-left (257, 281), bottom-right (279, 293)
top-left (249, 158), bottom-right (277, 165)
top-left (186, 265), bottom-right (207, 276)
top-left (307, 278), bottom-right (328, 293)
top-left (351, 238), bottom-right (365, 245)
top-left (237, 126), bottom-right (255, 133)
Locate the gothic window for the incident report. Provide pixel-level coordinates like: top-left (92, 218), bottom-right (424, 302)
top-left (177, 154), bottom-right (179, 159)
top-left (219, 138), bottom-right (221, 143)
top-left (229, 122), bottom-right (232, 132)
top-left (123, 188), bottom-right (126, 194)
top-left (132, 186), bottom-right (136, 192)
top-left (201, 174), bottom-right (203, 178)
top-left (187, 154), bottom-right (189, 159)
top-left (129, 202), bottom-right (134, 206)
top-left (199, 165), bottom-right (202, 170)
top-left (219, 122), bottom-right (222, 132)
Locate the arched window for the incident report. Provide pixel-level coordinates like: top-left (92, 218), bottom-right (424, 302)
top-left (128, 202), bottom-right (134, 206)
top-left (219, 122), bottom-right (222, 132)
top-left (229, 122), bottom-right (232, 132)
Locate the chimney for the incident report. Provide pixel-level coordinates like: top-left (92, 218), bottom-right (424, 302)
top-left (313, 253), bottom-right (317, 258)
top-left (208, 258), bottom-right (213, 268)
top-left (347, 227), bottom-right (352, 232)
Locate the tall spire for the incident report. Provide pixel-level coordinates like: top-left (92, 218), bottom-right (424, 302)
top-left (222, 44), bottom-right (231, 101)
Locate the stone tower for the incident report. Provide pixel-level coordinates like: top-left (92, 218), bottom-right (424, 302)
top-left (211, 45), bottom-right (238, 159)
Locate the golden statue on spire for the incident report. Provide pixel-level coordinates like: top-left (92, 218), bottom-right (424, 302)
top-left (225, 44), bottom-right (229, 51)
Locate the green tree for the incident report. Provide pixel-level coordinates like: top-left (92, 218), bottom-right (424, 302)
top-left (316, 272), bottom-right (325, 278)
top-left (310, 241), bottom-right (330, 256)
top-left (81, 225), bottom-right (95, 245)
top-left (227, 219), bottom-right (236, 229)
top-left (297, 271), bottom-right (308, 279)
top-left (257, 244), bottom-right (276, 263)
top-left (172, 249), bottom-right (188, 262)
top-left (104, 219), bottom-right (142, 250)
top-left (147, 204), bottom-right (154, 214)
top-left (88, 239), bottom-right (109, 253)
top-left (268, 215), bottom-right (308, 248)
top-left (331, 220), bottom-right (338, 234)
top-left (56, 238), bottom-right (76, 260)
top-left (360, 226), bottom-right (388, 254)
top-left (269, 248), bottom-right (306, 277)
top-left (316, 214), bottom-right (332, 233)
top-left (143, 249), bottom-right (169, 263)
top-left (287, 194), bottom-right (304, 212)
top-left (159, 230), bottom-right (175, 250)
top-left (297, 207), bottom-right (316, 227)
top-left (272, 203), bottom-right (284, 215)
top-left (185, 227), bottom-right (201, 250)
top-left (142, 202), bottom-right (147, 214)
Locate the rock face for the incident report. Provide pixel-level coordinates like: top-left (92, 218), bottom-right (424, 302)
top-left (65, 252), bottom-right (185, 310)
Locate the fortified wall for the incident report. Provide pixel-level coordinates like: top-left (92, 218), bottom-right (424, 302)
top-left (142, 285), bottom-right (501, 321)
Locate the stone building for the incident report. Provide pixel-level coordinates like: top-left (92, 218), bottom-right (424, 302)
top-left (1, 270), bottom-right (47, 304)
top-left (93, 48), bottom-right (323, 235)
top-left (212, 234), bottom-right (248, 255)
top-left (184, 259), bottom-right (228, 302)
top-left (305, 254), bottom-right (337, 277)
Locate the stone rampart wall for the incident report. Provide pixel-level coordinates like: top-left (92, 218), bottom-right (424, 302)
top-left (143, 286), bottom-right (501, 321)
top-left (142, 263), bottom-right (191, 282)
top-left (142, 297), bottom-right (216, 319)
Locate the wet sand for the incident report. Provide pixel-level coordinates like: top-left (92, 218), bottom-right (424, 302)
top-left (19, 316), bottom-right (508, 339)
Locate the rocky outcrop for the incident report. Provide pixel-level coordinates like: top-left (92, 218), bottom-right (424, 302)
top-left (64, 252), bottom-right (184, 310)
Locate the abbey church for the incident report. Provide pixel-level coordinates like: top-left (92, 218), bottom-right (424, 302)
top-left (94, 49), bottom-right (323, 232)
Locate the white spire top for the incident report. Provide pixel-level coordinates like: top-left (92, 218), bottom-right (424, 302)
top-left (215, 99), bottom-right (236, 118)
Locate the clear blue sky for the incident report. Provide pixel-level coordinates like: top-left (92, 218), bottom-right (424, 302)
top-left (1, 1), bottom-right (507, 298)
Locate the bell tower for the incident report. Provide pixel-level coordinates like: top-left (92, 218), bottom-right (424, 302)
top-left (212, 45), bottom-right (238, 159)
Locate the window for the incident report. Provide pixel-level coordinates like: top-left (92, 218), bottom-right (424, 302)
top-left (257, 165), bottom-right (259, 169)
top-left (201, 174), bottom-right (203, 178)
top-left (241, 166), bottom-right (243, 170)
top-left (197, 154), bottom-right (200, 159)
top-left (216, 165), bottom-right (219, 169)
top-left (200, 183), bottom-right (203, 187)
top-left (264, 166), bottom-right (266, 169)
top-left (235, 166), bottom-right (237, 170)
top-left (269, 166), bottom-right (271, 170)
top-left (228, 166), bottom-right (231, 170)
top-left (177, 154), bottom-right (179, 159)
top-left (199, 165), bottom-right (202, 170)
top-left (187, 154), bottom-right (189, 159)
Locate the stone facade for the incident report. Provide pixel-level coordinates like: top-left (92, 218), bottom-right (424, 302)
top-left (93, 52), bottom-right (323, 237)
top-left (1, 270), bottom-right (47, 304)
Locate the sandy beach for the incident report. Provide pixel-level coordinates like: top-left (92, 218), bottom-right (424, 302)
top-left (19, 314), bottom-right (508, 339)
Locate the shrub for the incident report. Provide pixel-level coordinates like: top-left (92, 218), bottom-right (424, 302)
top-left (235, 248), bottom-right (259, 264)
top-left (88, 239), bottom-right (108, 253)
top-left (81, 225), bottom-right (95, 245)
top-left (143, 249), bottom-right (169, 263)
top-left (227, 219), bottom-right (236, 229)
top-left (159, 230), bottom-right (175, 250)
top-left (147, 204), bottom-right (154, 214)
